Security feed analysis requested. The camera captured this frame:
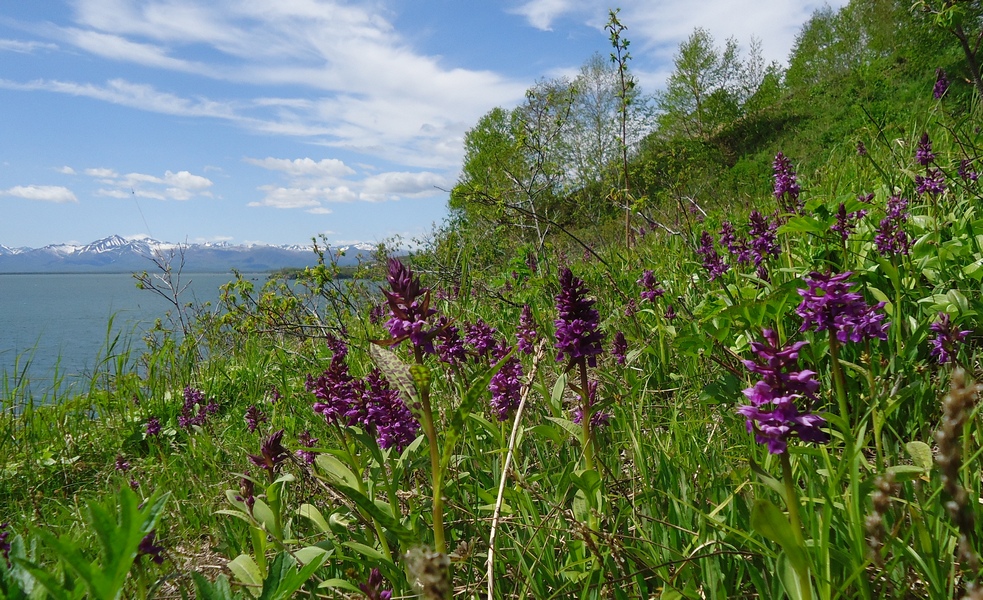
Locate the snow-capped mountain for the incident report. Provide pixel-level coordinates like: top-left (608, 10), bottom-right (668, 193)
top-left (0, 236), bottom-right (374, 273)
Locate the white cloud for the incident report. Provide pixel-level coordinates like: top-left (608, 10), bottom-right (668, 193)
top-left (511, 0), bottom-right (585, 31)
top-left (307, 207), bottom-right (333, 215)
top-left (360, 171), bottom-right (449, 202)
top-left (244, 157), bottom-right (355, 178)
top-left (86, 166), bottom-right (213, 201)
top-left (2, 185), bottom-right (78, 203)
top-left (56, 166), bottom-right (77, 175)
top-left (0, 39), bottom-right (58, 53)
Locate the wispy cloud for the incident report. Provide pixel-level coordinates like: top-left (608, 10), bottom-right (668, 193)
top-left (56, 166), bottom-right (77, 175)
top-left (244, 157), bottom-right (355, 179)
top-left (0, 38), bottom-right (58, 53)
top-left (1, 185), bottom-right (78, 203)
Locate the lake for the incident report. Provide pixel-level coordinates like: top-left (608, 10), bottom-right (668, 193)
top-left (0, 271), bottom-right (251, 396)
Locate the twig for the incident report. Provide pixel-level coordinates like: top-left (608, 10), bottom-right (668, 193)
top-left (487, 341), bottom-right (545, 600)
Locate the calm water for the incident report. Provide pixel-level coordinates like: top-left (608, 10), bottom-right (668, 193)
top-left (0, 272), bottom-right (249, 394)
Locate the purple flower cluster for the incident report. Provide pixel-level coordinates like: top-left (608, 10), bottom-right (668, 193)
top-left (959, 159), bottom-right (979, 182)
top-left (916, 133), bottom-right (935, 166)
top-left (637, 270), bottom-right (665, 302)
top-left (736, 330), bottom-right (828, 454)
top-left (934, 68), bottom-right (950, 99)
top-left (359, 568), bottom-right (393, 600)
top-left (929, 313), bottom-right (972, 365)
top-left (296, 430), bottom-right (319, 465)
top-left (857, 141), bottom-right (868, 156)
top-left (434, 317), bottom-right (467, 366)
top-left (244, 405), bottom-right (267, 433)
top-left (796, 272), bottom-right (889, 343)
top-left (115, 454), bottom-right (130, 473)
top-left (0, 522), bottom-right (10, 567)
top-left (384, 258), bottom-right (438, 353)
top-left (611, 331), bottom-right (627, 365)
top-left (916, 168), bottom-right (946, 196)
top-left (268, 385), bottom-right (282, 404)
top-left (138, 532), bottom-right (165, 565)
top-left (489, 354), bottom-right (523, 421)
top-left (875, 196), bottom-right (911, 256)
top-left (465, 319), bottom-right (498, 358)
top-left (178, 386), bottom-right (218, 430)
top-left (696, 231), bottom-right (730, 281)
top-left (664, 304), bottom-right (677, 320)
top-left (773, 152), bottom-right (802, 213)
top-left (306, 361), bottom-right (420, 453)
top-left (830, 202), bottom-right (868, 241)
top-left (248, 429), bottom-right (290, 479)
top-left (719, 221), bottom-right (750, 264)
top-left (571, 380), bottom-right (612, 429)
top-left (516, 305), bottom-right (538, 354)
top-left (554, 268), bottom-right (605, 368)
top-left (145, 417), bottom-right (161, 437)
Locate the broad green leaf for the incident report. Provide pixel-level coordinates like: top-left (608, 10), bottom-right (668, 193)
top-left (294, 545), bottom-right (331, 566)
top-left (228, 554), bottom-right (263, 592)
top-left (545, 416), bottom-right (582, 440)
top-left (368, 344), bottom-right (423, 421)
top-left (906, 441), bottom-right (934, 472)
top-left (315, 454), bottom-right (360, 489)
top-left (750, 499), bottom-right (810, 575)
top-left (317, 579), bottom-right (362, 593)
top-left (192, 572), bottom-right (240, 600)
top-left (297, 504), bottom-right (330, 534)
top-left (343, 541), bottom-right (386, 562)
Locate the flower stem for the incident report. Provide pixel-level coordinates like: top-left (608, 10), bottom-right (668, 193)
top-left (579, 360), bottom-right (594, 473)
top-left (781, 452), bottom-right (813, 600)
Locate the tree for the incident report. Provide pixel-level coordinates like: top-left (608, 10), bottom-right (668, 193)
top-left (656, 28), bottom-right (742, 140)
top-left (914, 0), bottom-right (983, 97)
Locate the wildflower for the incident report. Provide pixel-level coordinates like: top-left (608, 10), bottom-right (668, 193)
top-left (747, 210), bottom-right (780, 269)
top-left (434, 317), bottom-right (466, 366)
top-left (611, 331), bottom-right (627, 365)
top-left (624, 298), bottom-right (637, 318)
top-left (359, 568), bottom-right (393, 600)
top-left (516, 305), bottom-right (538, 354)
top-left (128, 477), bottom-right (140, 491)
top-left (930, 312), bottom-right (972, 365)
top-left (857, 141), bottom-right (868, 156)
top-left (934, 68), bottom-right (950, 99)
top-left (489, 353), bottom-right (523, 421)
top-left (773, 152), bottom-right (802, 213)
top-left (571, 380), bottom-right (612, 429)
top-left (244, 405), bottom-right (267, 433)
top-left (237, 473), bottom-right (255, 511)
top-left (875, 196), bottom-right (911, 256)
top-left (719, 221), bottom-right (751, 265)
top-left (296, 430), bottom-right (318, 465)
top-left (916, 168), bottom-right (946, 196)
top-left (554, 267), bottom-right (605, 368)
top-left (637, 270), bottom-right (665, 302)
top-left (858, 192), bottom-right (874, 203)
top-left (916, 132), bottom-right (935, 166)
top-left (830, 202), bottom-right (867, 241)
top-left (369, 303), bottom-right (385, 325)
top-left (269, 385), bottom-right (282, 404)
top-left (464, 319), bottom-right (498, 359)
top-left (0, 522), bottom-right (10, 567)
top-left (306, 359), bottom-right (360, 428)
top-left (179, 386), bottom-right (216, 429)
top-left (796, 272), bottom-right (889, 343)
top-left (958, 159), bottom-right (979, 182)
top-left (248, 429), bottom-right (290, 479)
top-left (145, 417), bottom-right (161, 437)
top-left (664, 304), bottom-right (677, 321)
top-left (383, 258), bottom-right (438, 353)
top-left (696, 231), bottom-right (730, 281)
top-left (735, 329), bottom-right (828, 454)
top-left (115, 454), bottom-right (131, 473)
top-left (138, 532), bottom-right (165, 565)
top-left (363, 370), bottom-right (420, 452)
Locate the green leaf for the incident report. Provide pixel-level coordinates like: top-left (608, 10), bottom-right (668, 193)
top-left (343, 541), bottom-right (386, 562)
top-left (314, 454), bottom-right (360, 489)
top-left (750, 499), bottom-right (810, 575)
top-left (294, 545), bottom-right (331, 566)
top-left (193, 572), bottom-right (241, 600)
top-left (297, 504), bottom-right (331, 534)
top-left (228, 554), bottom-right (263, 591)
top-left (906, 441), bottom-right (933, 472)
top-left (335, 482), bottom-right (416, 542)
top-left (317, 579), bottom-right (362, 593)
top-left (369, 345), bottom-right (423, 421)
top-left (250, 499), bottom-right (281, 540)
top-left (544, 416), bottom-right (582, 440)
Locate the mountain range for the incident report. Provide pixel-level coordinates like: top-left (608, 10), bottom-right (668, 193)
top-left (0, 235), bottom-right (376, 273)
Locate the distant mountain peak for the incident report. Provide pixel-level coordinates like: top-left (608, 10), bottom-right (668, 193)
top-left (0, 235), bottom-right (373, 273)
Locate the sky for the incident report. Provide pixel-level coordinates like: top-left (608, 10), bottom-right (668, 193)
top-left (0, 0), bottom-right (847, 249)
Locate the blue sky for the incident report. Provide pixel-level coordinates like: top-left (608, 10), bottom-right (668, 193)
top-left (0, 0), bottom-right (844, 248)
